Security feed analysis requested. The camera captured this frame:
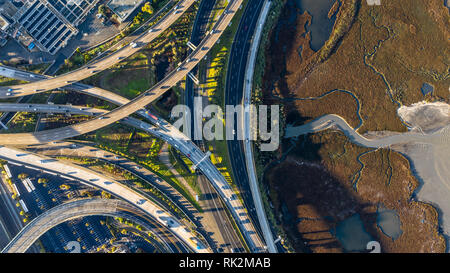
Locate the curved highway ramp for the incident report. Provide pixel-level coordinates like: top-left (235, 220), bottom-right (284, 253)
top-left (2, 199), bottom-right (178, 253)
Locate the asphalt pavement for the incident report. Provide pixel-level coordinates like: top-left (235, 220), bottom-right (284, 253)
top-left (224, 0), bottom-right (265, 244)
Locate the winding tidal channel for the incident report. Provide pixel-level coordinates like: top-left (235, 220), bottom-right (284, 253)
top-left (285, 113), bottom-right (450, 249)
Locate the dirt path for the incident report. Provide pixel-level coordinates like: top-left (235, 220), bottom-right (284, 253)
top-left (159, 142), bottom-right (198, 200)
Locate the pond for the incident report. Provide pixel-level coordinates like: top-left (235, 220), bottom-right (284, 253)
top-left (333, 213), bottom-right (373, 252)
top-left (421, 83), bottom-right (434, 96)
top-left (296, 0), bottom-right (339, 51)
top-left (377, 208), bottom-right (403, 240)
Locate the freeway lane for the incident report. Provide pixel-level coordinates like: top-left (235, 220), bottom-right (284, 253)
top-left (184, 0), bottom-right (244, 252)
top-left (0, 0), bottom-right (196, 98)
top-left (241, 0), bottom-right (277, 253)
top-left (185, 0), bottom-right (217, 139)
top-left (0, 103), bottom-right (104, 116)
top-left (224, 0), bottom-right (266, 247)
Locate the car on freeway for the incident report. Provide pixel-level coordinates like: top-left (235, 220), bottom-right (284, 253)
top-left (136, 199), bottom-right (146, 205)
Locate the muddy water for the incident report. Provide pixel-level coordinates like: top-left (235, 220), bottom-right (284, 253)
top-left (296, 0), bottom-right (339, 51)
top-left (377, 208), bottom-right (403, 240)
top-left (333, 213), bottom-right (373, 252)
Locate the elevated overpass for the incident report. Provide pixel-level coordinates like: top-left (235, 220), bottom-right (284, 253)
top-left (0, 0), bottom-right (197, 98)
top-left (2, 198), bottom-right (186, 253)
top-left (0, 146), bottom-right (211, 253)
top-left (0, 103), bottom-right (104, 116)
top-left (0, 65), bottom-right (265, 252)
top-left (0, 100), bottom-right (266, 252)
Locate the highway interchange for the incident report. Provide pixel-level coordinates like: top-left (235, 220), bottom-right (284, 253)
top-left (0, 145), bottom-right (209, 252)
top-left (0, 0), bottom-right (274, 253)
top-left (0, 65), bottom-right (263, 252)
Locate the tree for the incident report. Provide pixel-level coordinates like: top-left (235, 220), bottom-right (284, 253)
top-left (60, 184), bottom-right (71, 190)
top-left (98, 4), bottom-right (107, 16)
top-left (18, 173), bottom-right (28, 180)
top-left (38, 178), bottom-right (48, 184)
top-left (142, 2), bottom-right (154, 15)
top-left (64, 58), bottom-right (73, 67)
top-left (101, 191), bottom-right (111, 199)
top-left (111, 13), bottom-right (119, 23)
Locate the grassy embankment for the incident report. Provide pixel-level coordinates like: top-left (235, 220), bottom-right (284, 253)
top-left (169, 146), bottom-right (201, 195)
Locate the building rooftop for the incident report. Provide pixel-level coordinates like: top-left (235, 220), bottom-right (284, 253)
top-left (12, 0), bottom-right (100, 55)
